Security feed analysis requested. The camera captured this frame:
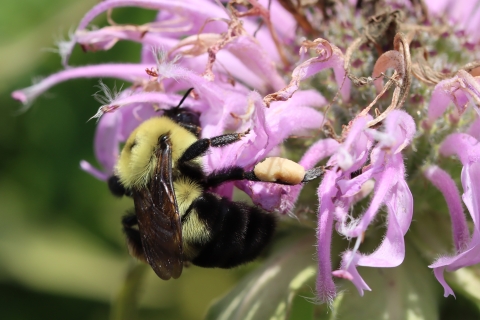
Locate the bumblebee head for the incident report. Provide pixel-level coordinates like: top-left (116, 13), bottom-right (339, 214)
top-left (116, 117), bottom-right (198, 189)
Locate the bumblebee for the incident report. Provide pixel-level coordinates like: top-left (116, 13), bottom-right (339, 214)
top-left (108, 89), bottom-right (322, 280)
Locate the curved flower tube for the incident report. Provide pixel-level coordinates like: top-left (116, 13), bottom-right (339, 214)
top-left (425, 133), bottom-right (480, 297)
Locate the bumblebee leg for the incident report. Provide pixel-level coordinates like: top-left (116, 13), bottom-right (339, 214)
top-left (204, 165), bottom-right (325, 188)
top-left (206, 159), bottom-right (321, 187)
top-left (204, 166), bottom-right (259, 188)
top-left (302, 167), bottom-right (327, 182)
top-left (122, 214), bottom-right (146, 262)
top-left (178, 123), bottom-right (201, 137)
top-left (108, 175), bottom-right (126, 197)
top-left (179, 131), bottom-right (249, 163)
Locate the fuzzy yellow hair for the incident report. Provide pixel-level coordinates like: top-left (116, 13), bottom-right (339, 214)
top-left (116, 117), bottom-right (198, 189)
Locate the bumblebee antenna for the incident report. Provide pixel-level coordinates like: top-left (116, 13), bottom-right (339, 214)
top-left (174, 88), bottom-right (194, 110)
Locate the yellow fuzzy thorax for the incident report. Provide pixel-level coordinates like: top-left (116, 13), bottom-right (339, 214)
top-left (116, 117), bottom-right (198, 189)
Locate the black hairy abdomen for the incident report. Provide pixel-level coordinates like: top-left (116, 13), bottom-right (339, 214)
top-left (188, 193), bottom-right (276, 268)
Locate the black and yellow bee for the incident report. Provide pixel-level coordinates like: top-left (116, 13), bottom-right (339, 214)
top-left (108, 89), bottom-right (323, 280)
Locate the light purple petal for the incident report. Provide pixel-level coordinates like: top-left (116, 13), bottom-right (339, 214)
top-left (358, 175), bottom-right (412, 267)
top-left (424, 0), bottom-right (480, 42)
top-left (76, 28), bottom-right (178, 52)
top-left (426, 72), bottom-right (480, 125)
top-left (429, 150), bottom-right (480, 297)
top-left (179, 71), bottom-right (251, 138)
top-left (430, 229), bottom-right (480, 297)
top-left (93, 111), bottom-right (122, 175)
top-left (457, 71), bottom-right (480, 115)
top-left (439, 133), bottom-right (480, 166)
top-left (382, 110), bottom-right (416, 154)
top-left (316, 169), bottom-right (341, 305)
top-left (467, 116), bottom-right (480, 141)
top-left (80, 160), bottom-right (109, 181)
top-left (425, 80), bottom-right (454, 125)
top-left (257, 0), bottom-right (296, 44)
top-left (432, 266), bottom-right (456, 298)
top-left (78, 0), bottom-right (228, 31)
top-left (424, 165), bottom-right (470, 251)
top-left (285, 138), bottom-right (339, 205)
top-left (462, 162), bottom-right (480, 231)
top-left (214, 50), bottom-right (267, 91)
top-left (12, 64), bottom-right (150, 106)
top-left (330, 115), bottom-right (371, 172)
top-left (91, 91), bottom-right (205, 120)
top-left (299, 139), bottom-right (340, 169)
top-left (333, 252), bottom-right (371, 296)
top-left (337, 161), bottom-right (382, 197)
top-left (206, 91), bottom-right (268, 172)
top-left (224, 36), bottom-right (286, 91)
top-left (61, 0), bottom-right (229, 65)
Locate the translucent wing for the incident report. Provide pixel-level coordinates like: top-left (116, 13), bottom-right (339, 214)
top-left (132, 135), bottom-right (183, 280)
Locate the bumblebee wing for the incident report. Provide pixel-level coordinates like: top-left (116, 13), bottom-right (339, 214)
top-left (133, 135), bottom-right (183, 280)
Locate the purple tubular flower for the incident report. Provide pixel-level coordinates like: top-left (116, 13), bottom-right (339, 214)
top-left (425, 71), bottom-right (480, 126)
top-left (76, 28), bottom-right (178, 52)
top-left (315, 115), bottom-right (372, 302)
top-left (427, 133), bottom-right (480, 297)
top-left (11, 64), bottom-right (150, 106)
top-left (424, 166), bottom-right (469, 253)
top-left (316, 168), bottom-right (341, 305)
top-left (81, 111), bottom-right (122, 180)
top-left (315, 111), bottom-right (416, 301)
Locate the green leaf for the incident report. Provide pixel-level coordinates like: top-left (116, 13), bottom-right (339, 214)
top-left (204, 228), bottom-right (317, 320)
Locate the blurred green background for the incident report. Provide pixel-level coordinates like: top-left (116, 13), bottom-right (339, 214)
top-left (0, 1), bottom-right (246, 319)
